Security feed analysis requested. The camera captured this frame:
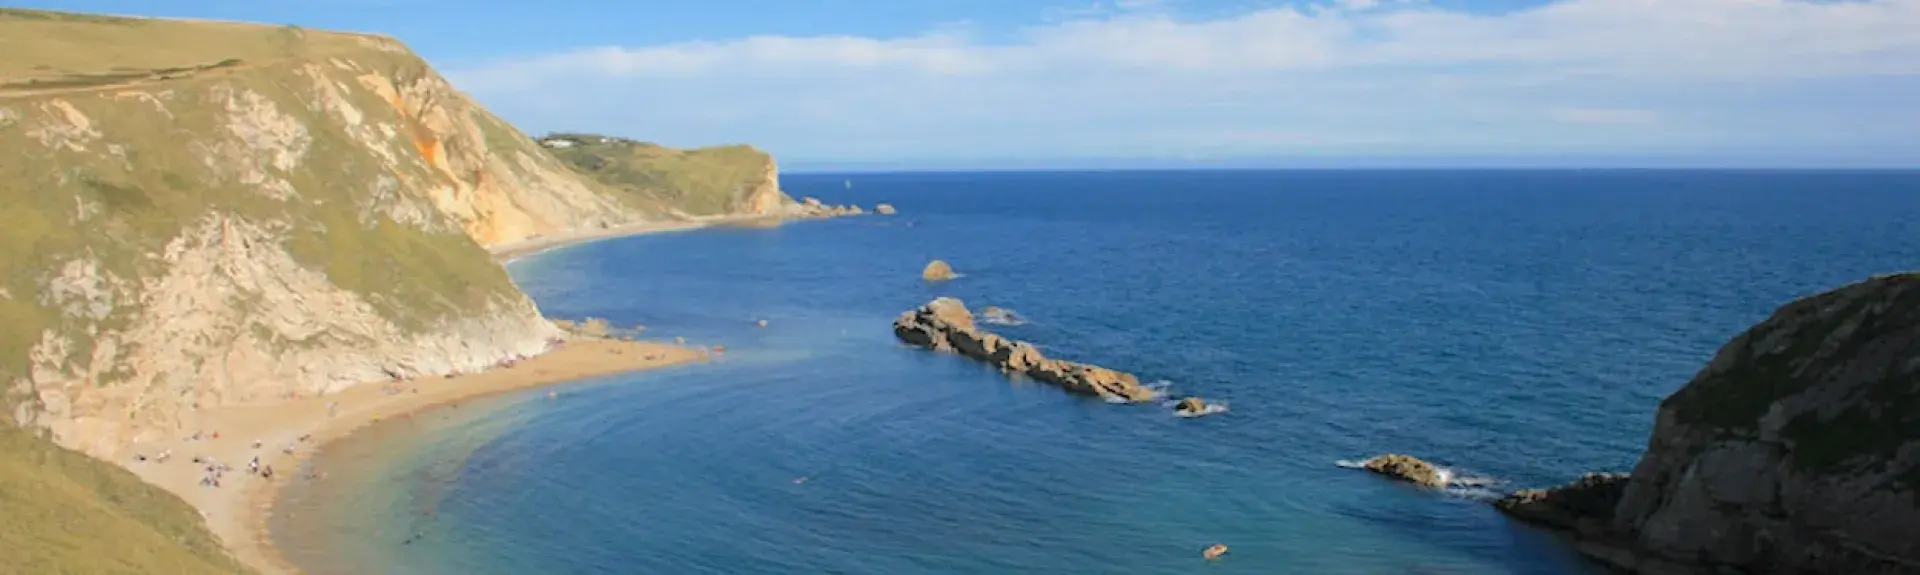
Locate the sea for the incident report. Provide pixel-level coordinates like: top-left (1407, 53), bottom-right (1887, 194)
top-left (270, 170), bottom-right (1920, 574)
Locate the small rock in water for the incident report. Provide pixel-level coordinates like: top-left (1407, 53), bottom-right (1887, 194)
top-left (757, 319), bottom-right (769, 328)
top-left (1359, 454), bottom-right (1448, 487)
top-left (874, 203), bottom-right (896, 215)
top-left (1173, 396), bottom-right (1219, 417)
top-left (1203, 544), bottom-right (1229, 560)
top-left (922, 260), bottom-right (956, 282)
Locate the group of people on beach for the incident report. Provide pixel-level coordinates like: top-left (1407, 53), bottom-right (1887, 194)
top-left (126, 429), bottom-right (319, 488)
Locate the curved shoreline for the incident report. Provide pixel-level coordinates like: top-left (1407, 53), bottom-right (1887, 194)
top-left (122, 338), bottom-right (708, 574)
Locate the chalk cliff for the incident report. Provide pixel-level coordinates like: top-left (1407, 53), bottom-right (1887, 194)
top-left (1496, 273), bottom-right (1920, 574)
top-left (0, 9), bottom-right (756, 460)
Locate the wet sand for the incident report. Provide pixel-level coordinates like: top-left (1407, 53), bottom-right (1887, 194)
top-left (120, 338), bottom-right (709, 574)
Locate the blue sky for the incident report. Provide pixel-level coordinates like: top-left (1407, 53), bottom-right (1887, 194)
top-left (15, 0), bottom-right (1920, 169)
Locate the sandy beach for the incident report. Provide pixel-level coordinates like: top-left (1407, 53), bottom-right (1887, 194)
top-left (488, 213), bottom-right (793, 263)
top-left (118, 337), bottom-right (709, 574)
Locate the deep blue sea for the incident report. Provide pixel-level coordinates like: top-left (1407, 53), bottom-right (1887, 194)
top-left (273, 170), bottom-right (1919, 574)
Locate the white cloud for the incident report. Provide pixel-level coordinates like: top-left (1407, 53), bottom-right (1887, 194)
top-left (1553, 108), bottom-right (1660, 126)
top-left (448, 0), bottom-right (1920, 165)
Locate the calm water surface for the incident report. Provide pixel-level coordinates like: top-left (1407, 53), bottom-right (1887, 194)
top-left (274, 170), bottom-right (1920, 574)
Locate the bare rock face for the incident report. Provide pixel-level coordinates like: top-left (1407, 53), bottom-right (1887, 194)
top-left (893, 298), bottom-right (1156, 403)
top-left (1360, 454), bottom-right (1448, 487)
top-left (1494, 472), bottom-right (1630, 536)
top-left (1496, 273), bottom-right (1920, 574)
top-left (922, 260), bottom-right (957, 282)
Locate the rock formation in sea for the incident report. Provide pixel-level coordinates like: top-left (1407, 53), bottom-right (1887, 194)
top-left (1173, 397), bottom-right (1212, 416)
top-left (875, 203), bottom-right (897, 215)
top-left (1494, 273), bottom-right (1920, 574)
top-left (923, 260), bottom-right (957, 282)
top-left (893, 297), bottom-right (1157, 403)
top-left (1359, 454), bottom-right (1449, 487)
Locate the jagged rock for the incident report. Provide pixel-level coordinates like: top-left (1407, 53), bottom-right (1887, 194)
top-left (893, 298), bottom-right (1156, 403)
top-left (1494, 472), bottom-right (1630, 536)
top-left (1499, 273), bottom-right (1920, 574)
top-left (1361, 454), bottom-right (1447, 487)
top-left (922, 260), bottom-right (956, 282)
top-left (875, 203), bottom-right (896, 215)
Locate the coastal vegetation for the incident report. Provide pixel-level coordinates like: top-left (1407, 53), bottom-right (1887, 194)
top-left (0, 426), bottom-right (250, 574)
top-left (538, 133), bottom-right (788, 216)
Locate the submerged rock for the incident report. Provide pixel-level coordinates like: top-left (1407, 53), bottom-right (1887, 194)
top-left (980, 306), bottom-right (1025, 325)
top-left (1360, 454), bottom-right (1447, 487)
top-left (893, 297), bottom-right (1156, 403)
top-left (922, 260), bottom-right (956, 282)
top-left (1496, 273), bottom-right (1920, 574)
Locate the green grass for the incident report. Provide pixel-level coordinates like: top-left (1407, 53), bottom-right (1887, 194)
top-left (541, 133), bottom-right (779, 216)
top-left (0, 426), bottom-right (252, 575)
top-left (0, 9), bottom-right (526, 402)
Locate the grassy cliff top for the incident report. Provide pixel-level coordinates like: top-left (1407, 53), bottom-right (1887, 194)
top-left (0, 7), bottom-right (388, 89)
top-left (0, 426), bottom-right (250, 574)
top-left (538, 133), bottom-right (780, 216)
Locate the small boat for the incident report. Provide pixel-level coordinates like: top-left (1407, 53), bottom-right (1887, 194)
top-left (844, 179), bottom-right (852, 189)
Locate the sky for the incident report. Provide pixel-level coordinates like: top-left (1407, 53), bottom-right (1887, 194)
top-left (14, 0), bottom-right (1920, 169)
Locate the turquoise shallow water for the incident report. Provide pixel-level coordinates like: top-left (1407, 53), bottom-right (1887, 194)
top-left (275, 170), bottom-right (1920, 574)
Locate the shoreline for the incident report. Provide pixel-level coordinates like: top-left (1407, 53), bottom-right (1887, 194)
top-left (488, 213), bottom-right (794, 264)
top-left (119, 338), bottom-right (709, 574)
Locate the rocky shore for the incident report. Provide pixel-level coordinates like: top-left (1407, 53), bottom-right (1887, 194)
top-left (892, 297), bottom-right (1158, 403)
top-left (1490, 273), bottom-right (1920, 575)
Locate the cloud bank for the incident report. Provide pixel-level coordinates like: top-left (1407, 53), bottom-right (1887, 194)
top-left (448, 0), bottom-right (1920, 167)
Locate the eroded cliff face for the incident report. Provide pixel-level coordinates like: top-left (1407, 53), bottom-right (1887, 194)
top-left (1499, 273), bottom-right (1920, 574)
top-left (0, 13), bottom-right (661, 457)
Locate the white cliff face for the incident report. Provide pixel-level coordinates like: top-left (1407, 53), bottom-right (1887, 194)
top-left (0, 26), bottom-right (626, 458)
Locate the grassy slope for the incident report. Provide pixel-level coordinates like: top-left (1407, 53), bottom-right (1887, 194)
top-left (0, 8), bottom-right (521, 386)
top-left (541, 133), bottom-right (777, 216)
top-left (0, 9), bottom-right (544, 574)
top-left (0, 426), bottom-right (249, 575)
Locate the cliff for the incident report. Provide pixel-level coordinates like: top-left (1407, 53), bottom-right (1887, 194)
top-left (0, 8), bottom-right (720, 458)
top-left (537, 133), bottom-right (795, 217)
top-left (1497, 273), bottom-right (1920, 574)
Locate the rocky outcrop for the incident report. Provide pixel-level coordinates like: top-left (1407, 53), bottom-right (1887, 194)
top-left (893, 298), bottom-right (1157, 403)
top-left (786, 196), bottom-right (867, 219)
top-left (1494, 473), bottom-right (1630, 535)
top-left (922, 260), bottom-right (957, 282)
top-left (1496, 273), bottom-right (1920, 574)
top-left (1360, 454), bottom-right (1448, 487)
top-left (0, 12), bottom-right (694, 458)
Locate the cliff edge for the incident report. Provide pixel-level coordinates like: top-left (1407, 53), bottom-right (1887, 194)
top-left (537, 133), bottom-right (794, 217)
top-left (1497, 273), bottom-right (1920, 574)
top-left (0, 8), bottom-right (697, 458)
